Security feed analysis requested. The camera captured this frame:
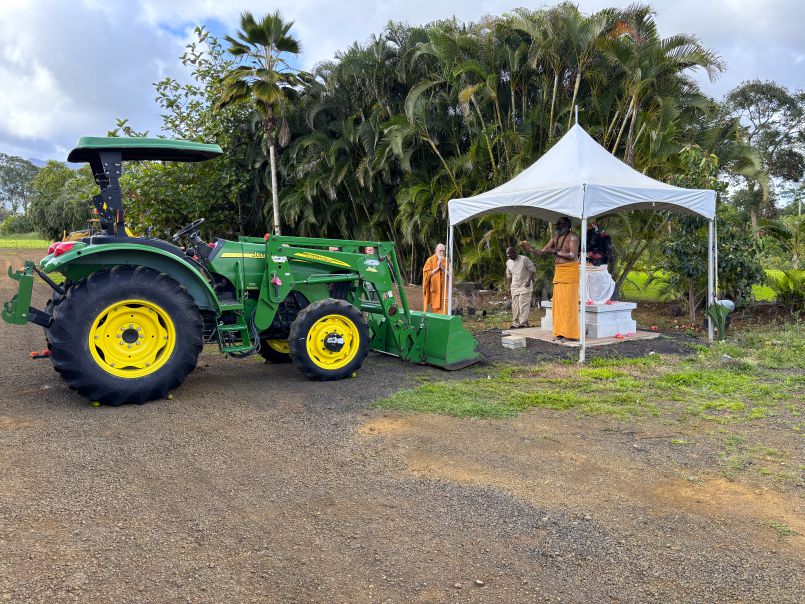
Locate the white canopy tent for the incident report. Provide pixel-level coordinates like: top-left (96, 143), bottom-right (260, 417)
top-left (447, 124), bottom-right (718, 361)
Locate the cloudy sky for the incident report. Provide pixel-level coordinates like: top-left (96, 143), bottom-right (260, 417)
top-left (1, 0), bottom-right (803, 161)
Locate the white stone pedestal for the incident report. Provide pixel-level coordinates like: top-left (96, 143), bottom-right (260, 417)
top-left (540, 300), bottom-right (637, 338)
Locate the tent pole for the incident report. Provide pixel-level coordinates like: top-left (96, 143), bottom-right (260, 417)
top-left (714, 218), bottom-right (719, 299)
top-left (579, 217), bottom-right (587, 363)
top-left (444, 221), bottom-right (450, 311)
top-left (448, 225), bottom-right (454, 315)
top-left (707, 219), bottom-right (714, 342)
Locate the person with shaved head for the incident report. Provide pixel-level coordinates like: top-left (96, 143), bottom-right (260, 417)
top-left (422, 243), bottom-right (449, 314)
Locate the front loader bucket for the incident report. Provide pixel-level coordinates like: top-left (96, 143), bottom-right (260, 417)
top-left (410, 311), bottom-right (481, 370)
top-left (369, 311), bottom-right (480, 369)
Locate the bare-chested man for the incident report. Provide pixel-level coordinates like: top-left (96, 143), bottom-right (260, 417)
top-left (522, 216), bottom-right (580, 340)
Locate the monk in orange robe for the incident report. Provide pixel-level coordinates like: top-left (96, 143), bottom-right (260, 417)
top-left (422, 243), bottom-right (449, 314)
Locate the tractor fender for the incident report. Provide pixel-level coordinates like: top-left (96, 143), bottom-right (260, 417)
top-left (41, 242), bottom-right (220, 313)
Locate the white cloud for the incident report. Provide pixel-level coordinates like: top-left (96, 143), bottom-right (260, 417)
top-left (0, 0), bottom-right (803, 160)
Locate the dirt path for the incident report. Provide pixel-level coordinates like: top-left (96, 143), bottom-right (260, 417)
top-left (0, 248), bottom-right (802, 603)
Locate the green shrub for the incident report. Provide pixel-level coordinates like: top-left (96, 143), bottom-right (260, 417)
top-left (0, 214), bottom-right (34, 234)
top-left (766, 269), bottom-right (804, 314)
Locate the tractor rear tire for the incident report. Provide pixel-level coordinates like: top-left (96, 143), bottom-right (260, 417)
top-left (258, 338), bottom-right (292, 363)
top-left (47, 266), bottom-right (203, 406)
top-left (288, 298), bottom-right (369, 381)
top-left (44, 290), bottom-right (66, 370)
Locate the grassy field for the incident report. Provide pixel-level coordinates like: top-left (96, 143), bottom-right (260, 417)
top-left (376, 323), bottom-right (803, 423)
top-left (375, 322), bottom-right (804, 485)
top-left (0, 232), bottom-right (50, 249)
top-left (621, 270), bottom-right (780, 303)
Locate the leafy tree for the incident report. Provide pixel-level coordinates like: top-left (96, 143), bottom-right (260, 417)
top-left (217, 11), bottom-right (306, 235)
top-left (655, 146), bottom-right (762, 319)
top-left (725, 80), bottom-right (805, 231)
top-left (116, 27), bottom-right (261, 238)
top-left (28, 162), bottom-right (94, 239)
top-left (760, 215), bottom-right (804, 269)
top-left (0, 154), bottom-right (39, 214)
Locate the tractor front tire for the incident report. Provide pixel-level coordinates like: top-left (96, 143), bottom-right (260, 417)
top-left (258, 338), bottom-right (292, 363)
top-left (47, 266), bottom-right (203, 405)
top-left (288, 298), bottom-right (369, 381)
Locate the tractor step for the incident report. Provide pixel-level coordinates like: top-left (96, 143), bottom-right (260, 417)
top-left (216, 320), bottom-right (254, 354)
top-left (217, 323), bottom-right (248, 332)
top-left (222, 343), bottom-right (255, 354)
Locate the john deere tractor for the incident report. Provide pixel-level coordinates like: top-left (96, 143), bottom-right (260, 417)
top-left (2, 137), bottom-right (479, 405)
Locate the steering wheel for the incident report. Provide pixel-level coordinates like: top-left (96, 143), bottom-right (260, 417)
top-left (172, 218), bottom-right (205, 242)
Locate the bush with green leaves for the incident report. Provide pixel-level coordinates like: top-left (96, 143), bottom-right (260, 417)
top-left (0, 213), bottom-right (33, 235)
top-left (27, 162), bottom-right (94, 240)
top-left (766, 269), bottom-right (804, 314)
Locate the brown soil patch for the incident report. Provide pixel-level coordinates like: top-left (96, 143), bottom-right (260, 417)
top-left (653, 478), bottom-right (805, 545)
top-left (361, 411), bottom-right (805, 556)
top-left (358, 416), bottom-right (413, 436)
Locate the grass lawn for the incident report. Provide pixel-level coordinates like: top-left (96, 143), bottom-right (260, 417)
top-left (376, 323), bottom-right (803, 423)
top-left (0, 232), bottom-right (50, 249)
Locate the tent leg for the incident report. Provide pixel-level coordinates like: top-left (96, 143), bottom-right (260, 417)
top-left (579, 218), bottom-right (587, 363)
top-left (714, 218), bottom-right (719, 299)
top-left (707, 219), bottom-right (714, 342)
top-left (444, 223), bottom-right (450, 311)
top-left (448, 226), bottom-right (454, 315)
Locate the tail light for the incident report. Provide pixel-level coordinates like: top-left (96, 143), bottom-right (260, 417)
top-left (51, 242), bottom-right (76, 257)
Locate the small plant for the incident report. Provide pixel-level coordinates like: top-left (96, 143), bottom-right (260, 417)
top-left (706, 303), bottom-right (730, 340)
top-left (769, 521), bottom-right (797, 538)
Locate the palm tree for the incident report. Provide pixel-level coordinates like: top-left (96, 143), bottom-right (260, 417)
top-left (598, 5), bottom-right (724, 165)
top-left (217, 11), bottom-right (304, 235)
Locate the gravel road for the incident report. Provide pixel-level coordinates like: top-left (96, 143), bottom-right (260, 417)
top-left (0, 250), bottom-right (802, 603)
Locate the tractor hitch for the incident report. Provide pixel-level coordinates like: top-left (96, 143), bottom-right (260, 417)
top-left (1, 262), bottom-right (53, 328)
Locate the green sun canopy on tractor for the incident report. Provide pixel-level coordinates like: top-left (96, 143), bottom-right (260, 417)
top-left (67, 137), bottom-right (223, 163)
top-left (2, 136), bottom-right (480, 406)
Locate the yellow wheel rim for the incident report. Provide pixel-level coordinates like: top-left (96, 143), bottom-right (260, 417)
top-left (305, 314), bottom-right (360, 370)
top-left (88, 299), bottom-right (176, 379)
top-left (266, 339), bottom-right (290, 354)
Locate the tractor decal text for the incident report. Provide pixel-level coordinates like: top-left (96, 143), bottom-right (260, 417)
top-left (293, 252), bottom-right (351, 268)
top-left (220, 252), bottom-right (266, 259)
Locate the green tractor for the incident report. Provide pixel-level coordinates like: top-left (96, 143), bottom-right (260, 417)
top-left (2, 137), bottom-right (479, 405)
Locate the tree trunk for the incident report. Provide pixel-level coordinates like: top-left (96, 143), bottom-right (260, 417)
top-left (567, 70), bottom-right (581, 129)
top-left (611, 99), bottom-right (632, 155)
top-left (268, 143), bottom-right (281, 235)
top-left (604, 109), bottom-right (620, 147)
top-left (688, 277), bottom-right (696, 324)
top-left (613, 239), bottom-right (648, 299)
top-left (624, 95), bottom-right (639, 166)
top-left (548, 72), bottom-right (558, 143)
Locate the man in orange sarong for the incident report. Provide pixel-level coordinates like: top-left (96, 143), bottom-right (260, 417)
top-left (522, 217), bottom-right (580, 341)
top-left (422, 243), bottom-right (449, 314)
